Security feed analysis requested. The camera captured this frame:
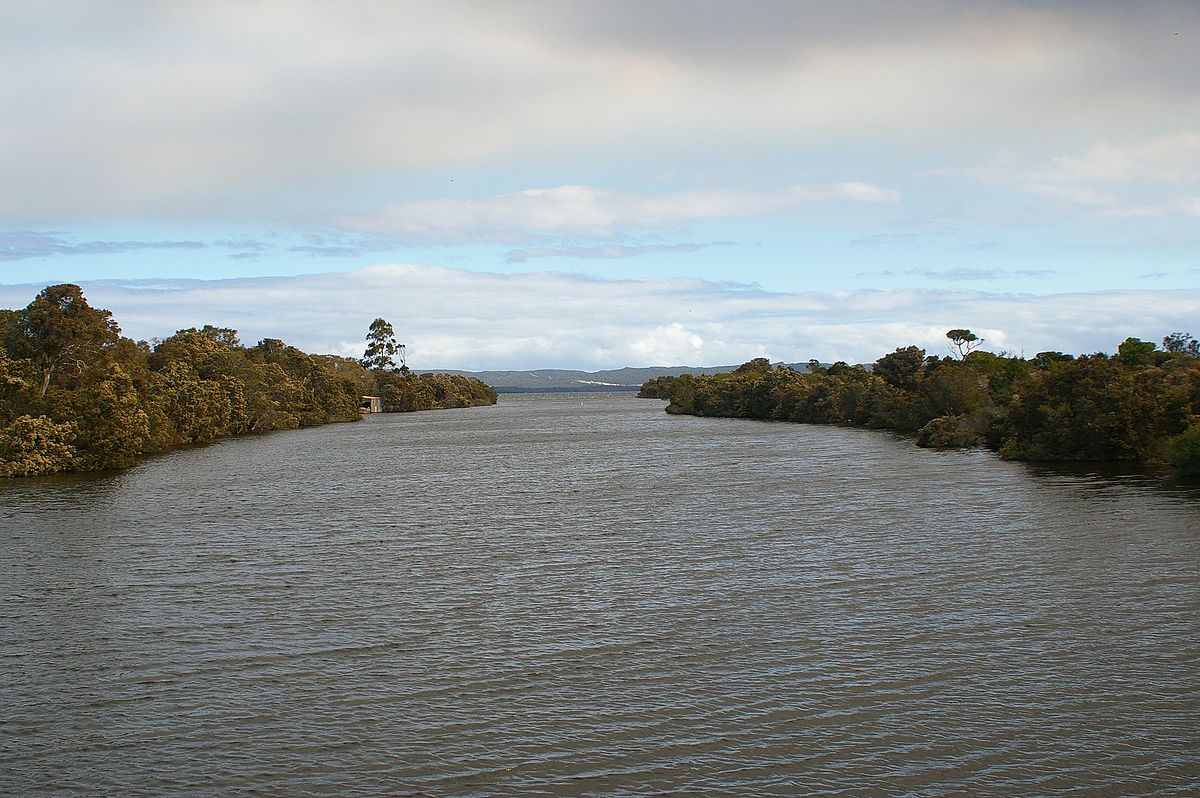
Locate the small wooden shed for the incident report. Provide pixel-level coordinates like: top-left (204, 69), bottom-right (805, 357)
top-left (360, 395), bottom-right (383, 413)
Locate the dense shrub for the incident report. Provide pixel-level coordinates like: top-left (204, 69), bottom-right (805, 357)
top-left (0, 415), bottom-right (78, 477)
top-left (1167, 425), bottom-right (1200, 476)
top-left (0, 286), bottom-right (372, 476)
top-left (652, 334), bottom-right (1200, 466)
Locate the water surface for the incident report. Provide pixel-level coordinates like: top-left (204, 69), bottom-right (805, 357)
top-left (2, 393), bottom-right (1198, 796)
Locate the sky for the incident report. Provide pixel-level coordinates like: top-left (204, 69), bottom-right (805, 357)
top-left (2, 0), bottom-right (1198, 369)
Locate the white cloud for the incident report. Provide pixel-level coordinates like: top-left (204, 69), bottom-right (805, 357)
top-left (1, 265), bottom-right (1193, 370)
top-left (504, 241), bottom-right (731, 263)
top-left (0, 231), bottom-right (206, 260)
top-left (1038, 133), bottom-right (1200, 184)
top-left (963, 132), bottom-right (1200, 217)
top-left (1170, 197), bottom-right (1200, 217)
top-left (331, 183), bottom-right (899, 243)
top-left (629, 323), bottom-right (708, 364)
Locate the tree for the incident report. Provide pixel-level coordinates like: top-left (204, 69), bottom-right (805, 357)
top-left (0, 415), bottom-right (78, 477)
top-left (1000, 355), bottom-right (1158, 461)
top-left (360, 318), bottom-right (401, 371)
top-left (873, 346), bottom-right (926, 390)
top-left (1162, 332), bottom-right (1200, 356)
top-left (49, 363), bottom-right (149, 471)
top-left (1116, 337), bottom-right (1156, 367)
top-left (5, 284), bottom-right (120, 397)
top-left (1032, 351), bottom-right (1074, 370)
top-left (734, 357), bottom-right (772, 374)
top-left (0, 353), bottom-right (38, 423)
top-left (917, 362), bottom-right (989, 419)
top-left (156, 360), bottom-right (232, 444)
top-left (637, 375), bottom-right (677, 399)
top-left (0, 309), bottom-right (17, 351)
top-left (946, 329), bottom-right (983, 359)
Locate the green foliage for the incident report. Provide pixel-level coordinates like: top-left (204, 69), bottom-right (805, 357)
top-left (651, 336), bottom-right (1200, 465)
top-left (1162, 332), bottom-right (1199, 356)
top-left (946, 328), bottom-right (983, 358)
top-left (252, 338), bottom-right (361, 426)
top-left (919, 361), bottom-right (989, 419)
top-left (0, 285), bottom-right (378, 477)
top-left (375, 372), bottom-right (497, 412)
top-left (1032, 351), bottom-right (1074, 370)
top-left (664, 374), bottom-right (697, 415)
top-left (637, 375), bottom-right (677, 398)
top-left (0, 415), bottom-right (78, 477)
top-left (4, 284), bottom-right (120, 396)
top-left (0, 309), bottom-right (17, 352)
top-left (962, 350), bottom-right (1033, 398)
top-left (0, 354), bottom-right (40, 423)
top-left (156, 360), bottom-right (232, 445)
top-left (361, 318), bottom-right (400, 371)
top-left (50, 363), bottom-right (150, 471)
top-left (873, 346), bottom-right (926, 390)
top-left (916, 412), bottom-right (990, 449)
top-left (1167, 424), bottom-right (1200, 476)
top-left (734, 357), bottom-right (772, 374)
top-left (1116, 337), bottom-right (1156, 368)
top-left (1002, 353), bottom-right (1200, 461)
top-left (865, 381), bottom-right (923, 430)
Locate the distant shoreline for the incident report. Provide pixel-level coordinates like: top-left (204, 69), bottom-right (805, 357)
top-left (493, 385), bottom-right (640, 394)
top-left (419, 363), bottom-right (809, 393)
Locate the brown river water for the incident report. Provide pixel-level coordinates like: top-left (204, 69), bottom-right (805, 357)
top-left (2, 392), bottom-right (1198, 796)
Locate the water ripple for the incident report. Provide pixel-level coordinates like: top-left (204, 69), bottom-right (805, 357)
top-left (2, 394), bottom-right (1199, 796)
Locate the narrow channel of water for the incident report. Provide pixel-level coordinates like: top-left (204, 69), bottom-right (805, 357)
top-left (2, 393), bottom-right (1198, 796)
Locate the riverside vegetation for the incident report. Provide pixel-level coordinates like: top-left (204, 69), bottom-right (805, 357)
top-left (640, 331), bottom-right (1200, 476)
top-left (0, 285), bottom-right (496, 477)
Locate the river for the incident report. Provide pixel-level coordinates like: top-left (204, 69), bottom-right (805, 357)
top-left (2, 393), bottom-right (1198, 796)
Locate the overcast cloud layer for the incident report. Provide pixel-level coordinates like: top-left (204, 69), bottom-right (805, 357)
top-left (2, 2), bottom-right (1197, 367)
top-left (3, 1), bottom-right (1198, 220)
top-left (1, 267), bottom-right (1192, 370)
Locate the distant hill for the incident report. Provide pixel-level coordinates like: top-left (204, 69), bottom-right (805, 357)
top-left (416, 363), bottom-right (815, 392)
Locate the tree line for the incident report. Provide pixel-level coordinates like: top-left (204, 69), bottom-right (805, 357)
top-left (0, 285), bottom-right (495, 477)
top-left (640, 331), bottom-right (1200, 475)
top-left (324, 355), bottom-right (498, 413)
top-left (340, 316), bottom-right (498, 412)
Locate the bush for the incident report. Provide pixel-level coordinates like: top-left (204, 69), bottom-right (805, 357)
top-left (1167, 424), bottom-right (1200, 476)
top-left (915, 413), bottom-right (989, 449)
top-left (0, 415), bottom-right (78, 477)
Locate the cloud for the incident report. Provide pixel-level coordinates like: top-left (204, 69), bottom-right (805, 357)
top-left (0, 231), bottom-right (206, 261)
top-left (962, 133), bottom-right (1200, 217)
top-left (213, 237), bottom-right (273, 259)
top-left (0, 264), bottom-right (1191, 370)
top-left (1038, 133), bottom-right (1200, 184)
top-left (5, 2), bottom-right (1197, 221)
top-left (628, 322), bottom-right (711, 364)
top-left (850, 231), bottom-right (951, 248)
top-left (504, 241), bottom-right (732, 263)
top-left (0, 229), bottom-right (412, 263)
top-left (848, 231), bottom-right (1004, 251)
top-left (855, 267), bottom-right (1057, 281)
top-left (333, 183), bottom-right (899, 243)
top-left (288, 241), bottom-right (399, 257)
top-left (1171, 197), bottom-right (1200, 216)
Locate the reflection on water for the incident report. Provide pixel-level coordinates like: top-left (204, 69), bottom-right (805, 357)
top-left (2, 393), bottom-right (1198, 796)
top-left (1021, 458), bottom-right (1200, 503)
